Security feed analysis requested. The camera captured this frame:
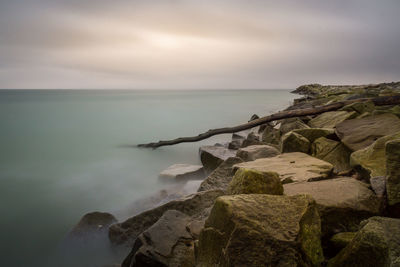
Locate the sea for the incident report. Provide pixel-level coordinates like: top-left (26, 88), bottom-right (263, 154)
top-left (0, 89), bottom-right (296, 267)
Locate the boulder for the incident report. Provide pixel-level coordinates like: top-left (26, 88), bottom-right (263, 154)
top-left (234, 152), bottom-right (333, 183)
top-left (386, 139), bottom-right (400, 208)
top-left (284, 178), bottom-right (381, 236)
top-left (261, 124), bottom-right (281, 146)
top-left (279, 117), bottom-right (310, 134)
top-left (339, 100), bottom-right (375, 114)
top-left (312, 137), bottom-right (352, 173)
top-left (199, 146), bottom-right (236, 173)
top-left (281, 131), bottom-right (310, 153)
top-left (196, 194), bottom-right (324, 267)
top-left (228, 168), bottom-right (283, 195)
top-left (109, 189), bottom-right (224, 246)
top-left (240, 132), bottom-right (264, 148)
top-left (350, 132), bottom-right (400, 179)
top-left (236, 145), bottom-right (280, 161)
top-left (121, 210), bottom-right (195, 267)
top-left (70, 212), bottom-right (117, 237)
top-left (198, 157), bottom-right (244, 193)
top-left (335, 114), bottom-right (400, 151)
top-left (370, 176), bottom-right (386, 198)
top-left (159, 164), bottom-right (205, 181)
top-left (328, 217), bottom-right (400, 267)
top-left (292, 128), bottom-right (336, 143)
top-left (329, 232), bottom-right (356, 252)
top-left (308, 111), bottom-right (357, 128)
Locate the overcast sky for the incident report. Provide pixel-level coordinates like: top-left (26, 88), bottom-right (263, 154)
top-left (0, 0), bottom-right (399, 89)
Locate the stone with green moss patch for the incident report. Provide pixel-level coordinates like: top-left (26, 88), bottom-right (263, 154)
top-left (308, 111), bottom-right (357, 128)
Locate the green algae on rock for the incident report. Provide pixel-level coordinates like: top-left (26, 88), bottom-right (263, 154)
top-left (228, 168), bottom-right (283, 195)
top-left (196, 194), bottom-right (324, 267)
top-left (281, 131), bottom-right (311, 153)
top-left (312, 137), bottom-right (352, 173)
top-left (293, 128), bottom-right (336, 143)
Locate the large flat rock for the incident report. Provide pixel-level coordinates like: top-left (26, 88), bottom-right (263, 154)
top-left (308, 111), bottom-right (357, 128)
top-left (196, 194), bottom-right (324, 267)
top-left (335, 114), bottom-right (400, 151)
top-left (159, 164), bottom-right (205, 181)
top-left (284, 178), bottom-right (381, 236)
top-left (236, 144), bottom-right (280, 161)
top-left (234, 152), bottom-right (333, 183)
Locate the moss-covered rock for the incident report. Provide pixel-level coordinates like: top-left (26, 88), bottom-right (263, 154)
top-left (328, 217), bottom-right (400, 267)
top-left (228, 168), bottom-right (283, 195)
top-left (350, 132), bottom-right (400, 179)
top-left (279, 117), bottom-right (310, 134)
top-left (234, 152), bottom-right (333, 183)
top-left (196, 194), bottom-right (324, 267)
top-left (386, 139), bottom-right (400, 207)
top-left (312, 137), bottom-right (352, 173)
top-left (335, 113), bottom-right (400, 151)
top-left (329, 232), bottom-right (356, 251)
top-left (236, 145), bottom-right (280, 161)
top-left (281, 131), bottom-right (311, 153)
top-left (261, 123), bottom-right (281, 146)
top-left (308, 111), bottom-right (357, 128)
top-left (293, 128), bottom-right (336, 143)
top-left (284, 178), bottom-right (381, 237)
top-left (339, 100), bottom-right (375, 114)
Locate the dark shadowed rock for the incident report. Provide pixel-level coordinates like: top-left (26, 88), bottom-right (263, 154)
top-left (159, 164), bottom-right (205, 181)
top-left (335, 114), bottom-right (400, 151)
top-left (261, 123), bottom-right (281, 146)
top-left (197, 157), bottom-right (244, 193)
top-left (70, 212), bottom-right (117, 237)
top-left (199, 146), bottom-right (236, 173)
top-left (281, 131), bottom-right (310, 153)
top-left (196, 194), bottom-right (324, 267)
top-left (284, 178), bottom-right (381, 237)
top-left (328, 217), bottom-right (400, 267)
top-left (109, 190), bottom-right (224, 246)
top-left (234, 152), bottom-right (333, 183)
top-left (279, 117), bottom-right (310, 134)
top-left (236, 144), bottom-right (280, 161)
top-left (386, 140), bottom-right (400, 214)
top-left (293, 128), bottom-right (336, 143)
top-left (312, 137), bottom-right (352, 173)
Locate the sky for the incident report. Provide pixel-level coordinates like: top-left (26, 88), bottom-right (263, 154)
top-left (0, 0), bottom-right (399, 89)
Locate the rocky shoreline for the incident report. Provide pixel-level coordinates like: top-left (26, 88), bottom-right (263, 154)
top-left (73, 82), bottom-right (400, 266)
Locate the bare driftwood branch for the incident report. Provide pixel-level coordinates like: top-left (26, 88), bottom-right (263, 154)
top-left (138, 95), bottom-right (400, 148)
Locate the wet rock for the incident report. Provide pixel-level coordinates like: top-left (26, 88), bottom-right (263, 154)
top-left (70, 212), bottom-right (117, 237)
top-left (109, 190), bottom-right (224, 246)
top-left (335, 113), bottom-right (400, 151)
top-left (228, 168), bottom-right (283, 195)
top-left (284, 178), bottom-right (381, 237)
top-left (293, 128), bottom-right (336, 143)
top-left (386, 139), bottom-right (400, 209)
top-left (308, 111), bottom-right (357, 128)
top-left (281, 131), bottom-right (310, 153)
top-left (159, 164), bottom-right (205, 181)
top-left (328, 217), bottom-right (400, 267)
top-left (199, 146), bottom-right (236, 173)
top-left (350, 132), bottom-right (400, 179)
top-left (312, 137), bottom-right (352, 173)
top-left (196, 194), bottom-right (324, 267)
top-left (198, 157), bottom-right (244, 193)
top-left (234, 152), bottom-right (333, 183)
top-left (236, 144), bottom-right (280, 161)
top-left (121, 210), bottom-right (195, 267)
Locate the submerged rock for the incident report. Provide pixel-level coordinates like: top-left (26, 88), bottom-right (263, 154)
top-left (350, 132), bottom-right (400, 179)
top-left (70, 212), bottom-right (117, 237)
top-left (386, 139), bottom-right (400, 210)
top-left (197, 157), bottom-right (244, 193)
top-left (281, 131), bottom-right (311, 153)
top-left (312, 137), bottom-right (352, 173)
top-left (228, 168), bottom-right (283, 195)
top-left (121, 210), bottom-right (195, 267)
top-left (199, 146), bottom-right (236, 173)
top-left (109, 189), bottom-right (224, 246)
top-left (236, 144), bottom-right (279, 161)
top-left (159, 164), bottom-right (205, 181)
top-left (234, 152), bottom-right (333, 183)
top-left (328, 217), bottom-right (400, 267)
top-left (284, 178), bottom-right (381, 237)
top-left (196, 194), bottom-right (324, 267)
top-left (335, 114), bottom-right (400, 151)
top-left (308, 111), bottom-right (357, 128)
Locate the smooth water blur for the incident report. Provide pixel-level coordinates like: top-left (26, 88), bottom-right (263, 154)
top-left (0, 89), bottom-right (295, 267)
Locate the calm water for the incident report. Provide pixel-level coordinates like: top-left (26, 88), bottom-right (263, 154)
top-left (0, 89), bottom-right (295, 267)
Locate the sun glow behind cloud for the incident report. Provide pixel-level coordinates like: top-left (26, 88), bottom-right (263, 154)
top-left (0, 0), bottom-right (399, 89)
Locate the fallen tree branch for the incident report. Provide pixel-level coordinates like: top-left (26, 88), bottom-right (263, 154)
top-left (138, 95), bottom-right (400, 148)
